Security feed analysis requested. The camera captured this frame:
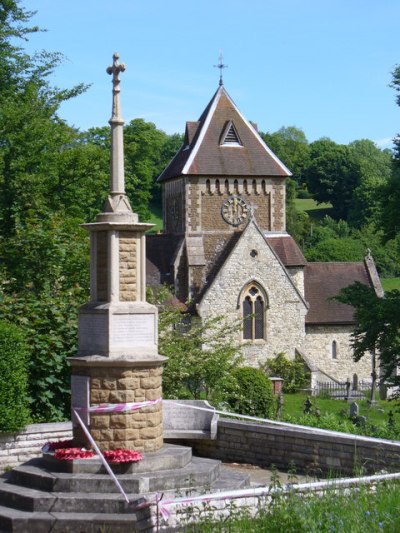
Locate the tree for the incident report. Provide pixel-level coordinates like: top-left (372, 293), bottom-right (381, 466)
top-left (0, 320), bottom-right (31, 431)
top-left (335, 282), bottom-right (400, 396)
top-left (306, 139), bottom-right (361, 220)
top-left (150, 289), bottom-right (243, 404)
top-left (381, 65), bottom-right (400, 241)
top-left (347, 140), bottom-right (392, 228)
top-left (261, 126), bottom-right (310, 185)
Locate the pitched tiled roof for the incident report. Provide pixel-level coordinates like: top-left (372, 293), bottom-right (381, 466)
top-left (158, 86), bottom-right (291, 182)
top-left (304, 262), bottom-right (372, 325)
top-left (266, 235), bottom-right (306, 266)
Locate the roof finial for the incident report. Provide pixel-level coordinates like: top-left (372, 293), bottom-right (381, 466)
top-left (214, 51), bottom-right (227, 86)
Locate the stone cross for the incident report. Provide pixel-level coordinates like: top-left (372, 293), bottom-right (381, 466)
top-left (106, 52), bottom-right (126, 195)
top-left (107, 53), bottom-right (126, 122)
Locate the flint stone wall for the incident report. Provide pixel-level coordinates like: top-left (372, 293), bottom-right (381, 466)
top-left (198, 221), bottom-right (307, 364)
top-left (304, 325), bottom-right (372, 382)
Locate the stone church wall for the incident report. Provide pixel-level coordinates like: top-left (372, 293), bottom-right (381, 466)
top-left (198, 222), bottom-right (307, 366)
top-left (304, 324), bottom-right (372, 382)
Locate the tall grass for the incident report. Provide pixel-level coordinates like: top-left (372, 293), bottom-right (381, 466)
top-left (195, 481), bottom-right (400, 532)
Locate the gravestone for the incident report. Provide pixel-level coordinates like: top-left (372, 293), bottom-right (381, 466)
top-left (349, 401), bottom-right (359, 419)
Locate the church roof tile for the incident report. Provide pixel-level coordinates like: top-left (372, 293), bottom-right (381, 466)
top-left (304, 262), bottom-right (372, 325)
top-left (158, 86), bottom-right (291, 182)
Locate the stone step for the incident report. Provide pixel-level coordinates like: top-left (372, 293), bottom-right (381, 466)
top-left (0, 467), bottom-right (250, 519)
top-left (210, 466), bottom-right (251, 491)
top-left (9, 456), bottom-right (221, 495)
top-left (41, 443), bottom-right (192, 474)
top-left (0, 504), bottom-right (151, 533)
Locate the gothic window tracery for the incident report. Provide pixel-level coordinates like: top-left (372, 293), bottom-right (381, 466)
top-left (241, 283), bottom-right (267, 341)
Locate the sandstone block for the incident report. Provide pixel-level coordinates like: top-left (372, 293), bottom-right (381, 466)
top-left (125, 429), bottom-right (140, 440)
top-left (149, 368), bottom-right (163, 377)
top-left (140, 376), bottom-right (162, 389)
top-left (117, 377), bottom-right (140, 390)
top-left (129, 420), bottom-right (148, 429)
top-left (143, 436), bottom-right (163, 452)
top-left (146, 411), bottom-right (162, 427)
top-left (110, 414), bottom-right (128, 428)
top-left (90, 378), bottom-right (102, 390)
top-left (102, 379), bottom-right (117, 391)
top-left (90, 415), bottom-right (110, 430)
top-left (139, 426), bottom-right (162, 439)
top-left (145, 387), bottom-right (162, 401)
top-left (109, 390), bottom-right (136, 403)
top-left (90, 389), bottom-right (110, 403)
top-left (99, 429), bottom-right (114, 441)
top-left (120, 370), bottom-right (134, 378)
top-left (90, 430), bottom-right (102, 441)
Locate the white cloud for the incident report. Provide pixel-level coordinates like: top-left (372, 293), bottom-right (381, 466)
top-left (374, 136), bottom-right (395, 148)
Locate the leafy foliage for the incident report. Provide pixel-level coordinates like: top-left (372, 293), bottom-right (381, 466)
top-left (0, 284), bottom-right (85, 422)
top-left (335, 282), bottom-right (400, 391)
top-left (153, 290), bottom-right (243, 403)
top-left (263, 353), bottom-right (309, 393)
top-left (0, 320), bottom-right (31, 431)
top-left (225, 367), bottom-right (274, 417)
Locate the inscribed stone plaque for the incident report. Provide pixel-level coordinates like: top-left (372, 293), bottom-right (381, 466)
top-left (111, 314), bottom-right (154, 347)
top-left (78, 314), bottom-right (108, 352)
top-left (71, 375), bottom-right (90, 426)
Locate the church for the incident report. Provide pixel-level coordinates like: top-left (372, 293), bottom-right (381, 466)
top-left (146, 82), bottom-right (383, 386)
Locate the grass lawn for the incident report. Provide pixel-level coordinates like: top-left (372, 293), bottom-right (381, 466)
top-left (146, 202), bottom-right (163, 233)
top-left (294, 198), bottom-right (333, 221)
top-left (279, 392), bottom-right (400, 439)
top-left (381, 278), bottom-right (400, 292)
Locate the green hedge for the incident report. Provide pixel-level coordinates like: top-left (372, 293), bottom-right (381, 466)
top-left (0, 321), bottom-right (31, 432)
top-left (226, 367), bottom-right (274, 418)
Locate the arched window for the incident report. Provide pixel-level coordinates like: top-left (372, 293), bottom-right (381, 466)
top-left (241, 284), bottom-right (266, 341)
top-left (332, 340), bottom-right (337, 359)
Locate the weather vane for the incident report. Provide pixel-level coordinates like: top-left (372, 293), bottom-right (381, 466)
top-left (214, 51), bottom-right (228, 86)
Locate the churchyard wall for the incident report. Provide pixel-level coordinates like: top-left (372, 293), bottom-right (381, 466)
top-left (4, 415), bottom-right (399, 476)
top-left (187, 418), bottom-right (400, 476)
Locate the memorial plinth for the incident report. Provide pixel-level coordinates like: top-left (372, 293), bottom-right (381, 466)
top-left (69, 53), bottom-right (166, 453)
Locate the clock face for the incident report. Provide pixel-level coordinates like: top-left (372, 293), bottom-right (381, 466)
top-left (221, 195), bottom-right (249, 226)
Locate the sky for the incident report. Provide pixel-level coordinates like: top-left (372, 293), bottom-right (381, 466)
top-left (22, 0), bottom-right (399, 148)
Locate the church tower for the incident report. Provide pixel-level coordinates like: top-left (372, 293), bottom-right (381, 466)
top-left (156, 83), bottom-right (302, 302)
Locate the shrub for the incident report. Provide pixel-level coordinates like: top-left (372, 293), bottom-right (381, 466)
top-left (225, 367), bottom-right (274, 418)
top-left (263, 352), bottom-right (309, 393)
top-left (0, 321), bottom-right (31, 431)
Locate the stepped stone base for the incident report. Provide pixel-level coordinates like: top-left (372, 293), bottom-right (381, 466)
top-left (0, 443), bottom-right (250, 532)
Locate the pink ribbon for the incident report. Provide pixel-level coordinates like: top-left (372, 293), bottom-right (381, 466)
top-left (76, 397), bottom-right (162, 414)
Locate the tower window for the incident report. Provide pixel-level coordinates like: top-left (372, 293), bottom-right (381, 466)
top-left (241, 284), bottom-right (267, 341)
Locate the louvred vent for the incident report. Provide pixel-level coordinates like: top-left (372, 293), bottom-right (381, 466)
top-left (221, 121), bottom-right (242, 146)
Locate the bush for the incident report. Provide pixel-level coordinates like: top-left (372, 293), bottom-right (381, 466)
top-left (0, 321), bottom-right (31, 431)
top-left (263, 352), bottom-right (309, 393)
top-left (225, 367), bottom-right (274, 418)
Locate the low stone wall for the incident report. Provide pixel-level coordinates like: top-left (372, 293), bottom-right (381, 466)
top-left (185, 418), bottom-right (400, 476)
top-left (3, 417), bottom-right (400, 477)
top-left (0, 422), bottom-right (72, 470)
